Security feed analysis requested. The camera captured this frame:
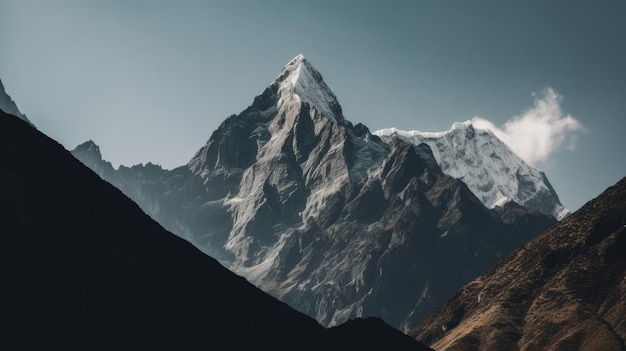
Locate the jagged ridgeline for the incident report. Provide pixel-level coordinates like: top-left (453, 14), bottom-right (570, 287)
top-left (410, 176), bottom-right (626, 351)
top-left (0, 109), bottom-right (430, 350)
top-left (374, 123), bottom-right (569, 220)
top-left (72, 55), bottom-right (557, 330)
top-left (0, 79), bottom-right (34, 126)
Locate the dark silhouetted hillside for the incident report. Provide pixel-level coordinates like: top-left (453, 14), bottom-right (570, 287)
top-left (0, 110), bottom-right (429, 350)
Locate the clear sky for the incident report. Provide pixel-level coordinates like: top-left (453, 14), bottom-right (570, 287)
top-left (1, 0), bottom-right (624, 213)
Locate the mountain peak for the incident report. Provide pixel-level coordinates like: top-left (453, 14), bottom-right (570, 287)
top-left (72, 54), bottom-right (557, 333)
top-left (451, 120), bottom-right (473, 130)
top-left (274, 54), bottom-right (344, 121)
top-left (73, 140), bottom-right (102, 159)
top-left (374, 121), bottom-right (569, 220)
top-left (288, 53), bottom-right (306, 65)
top-left (0, 79), bottom-right (34, 127)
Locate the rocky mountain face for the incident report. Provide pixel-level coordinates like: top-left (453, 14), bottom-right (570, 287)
top-left (71, 55), bottom-right (556, 331)
top-left (0, 79), bottom-right (34, 127)
top-left (0, 110), bottom-right (430, 350)
top-left (410, 176), bottom-right (626, 351)
top-left (374, 122), bottom-right (569, 220)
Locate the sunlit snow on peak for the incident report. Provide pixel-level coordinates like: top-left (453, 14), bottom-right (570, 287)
top-left (374, 122), bottom-right (569, 220)
top-left (375, 120), bottom-right (477, 139)
top-left (275, 55), bottom-right (343, 121)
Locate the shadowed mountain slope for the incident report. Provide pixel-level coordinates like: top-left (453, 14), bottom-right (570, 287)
top-left (410, 176), bottom-right (626, 351)
top-left (71, 55), bottom-right (556, 330)
top-left (0, 110), bottom-right (430, 350)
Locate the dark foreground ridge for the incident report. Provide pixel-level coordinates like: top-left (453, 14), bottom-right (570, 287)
top-left (410, 174), bottom-right (626, 350)
top-left (0, 110), bottom-right (430, 350)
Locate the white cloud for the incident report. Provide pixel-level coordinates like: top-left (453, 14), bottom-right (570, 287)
top-left (471, 87), bottom-right (583, 166)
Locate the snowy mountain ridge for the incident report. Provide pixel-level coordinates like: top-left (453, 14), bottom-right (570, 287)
top-left (72, 54), bottom-right (557, 331)
top-left (374, 122), bottom-right (569, 220)
top-left (186, 54), bottom-right (384, 271)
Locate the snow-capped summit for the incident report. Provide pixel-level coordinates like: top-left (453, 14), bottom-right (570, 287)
top-left (0, 79), bottom-right (34, 127)
top-left (186, 53), bottom-right (376, 266)
top-left (374, 121), bottom-right (569, 220)
top-left (274, 54), bottom-right (344, 122)
top-left (74, 55), bottom-right (557, 332)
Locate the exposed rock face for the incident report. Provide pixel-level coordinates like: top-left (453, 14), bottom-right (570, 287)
top-left (71, 55), bottom-right (556, 330)
top-left (409, 176), bottom-right (626, 351)
top-left (0, 79), bottom-right (34, 126)
top-left (375, 122), bottom-right (569, 220)
top-left (72, 140), bottom-right (117, 179)
top-left (0, 110), bottom-right (431, 350)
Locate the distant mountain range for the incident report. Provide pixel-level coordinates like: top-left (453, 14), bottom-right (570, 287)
top-left (0, 109), bottom-right (430, 350)
top-left (410, 175), bottom-right (626, 350)
top-left (71, 55), bottom-right (557, 330)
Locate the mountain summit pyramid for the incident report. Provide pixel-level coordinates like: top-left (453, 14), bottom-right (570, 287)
top-left (274, 54), bottom-right (344, 122)
top-left (72, 54), bottom-right (557, 330)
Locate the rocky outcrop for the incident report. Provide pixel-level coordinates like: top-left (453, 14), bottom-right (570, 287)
top-left (410, 176), bottom-right (626, 351)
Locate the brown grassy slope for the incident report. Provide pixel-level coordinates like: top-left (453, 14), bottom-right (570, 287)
top-left (409, 176), bottom-right (626, 351)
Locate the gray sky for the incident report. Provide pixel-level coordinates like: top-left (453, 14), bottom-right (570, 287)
top-left (1, 0), bottom-right (624, 213)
